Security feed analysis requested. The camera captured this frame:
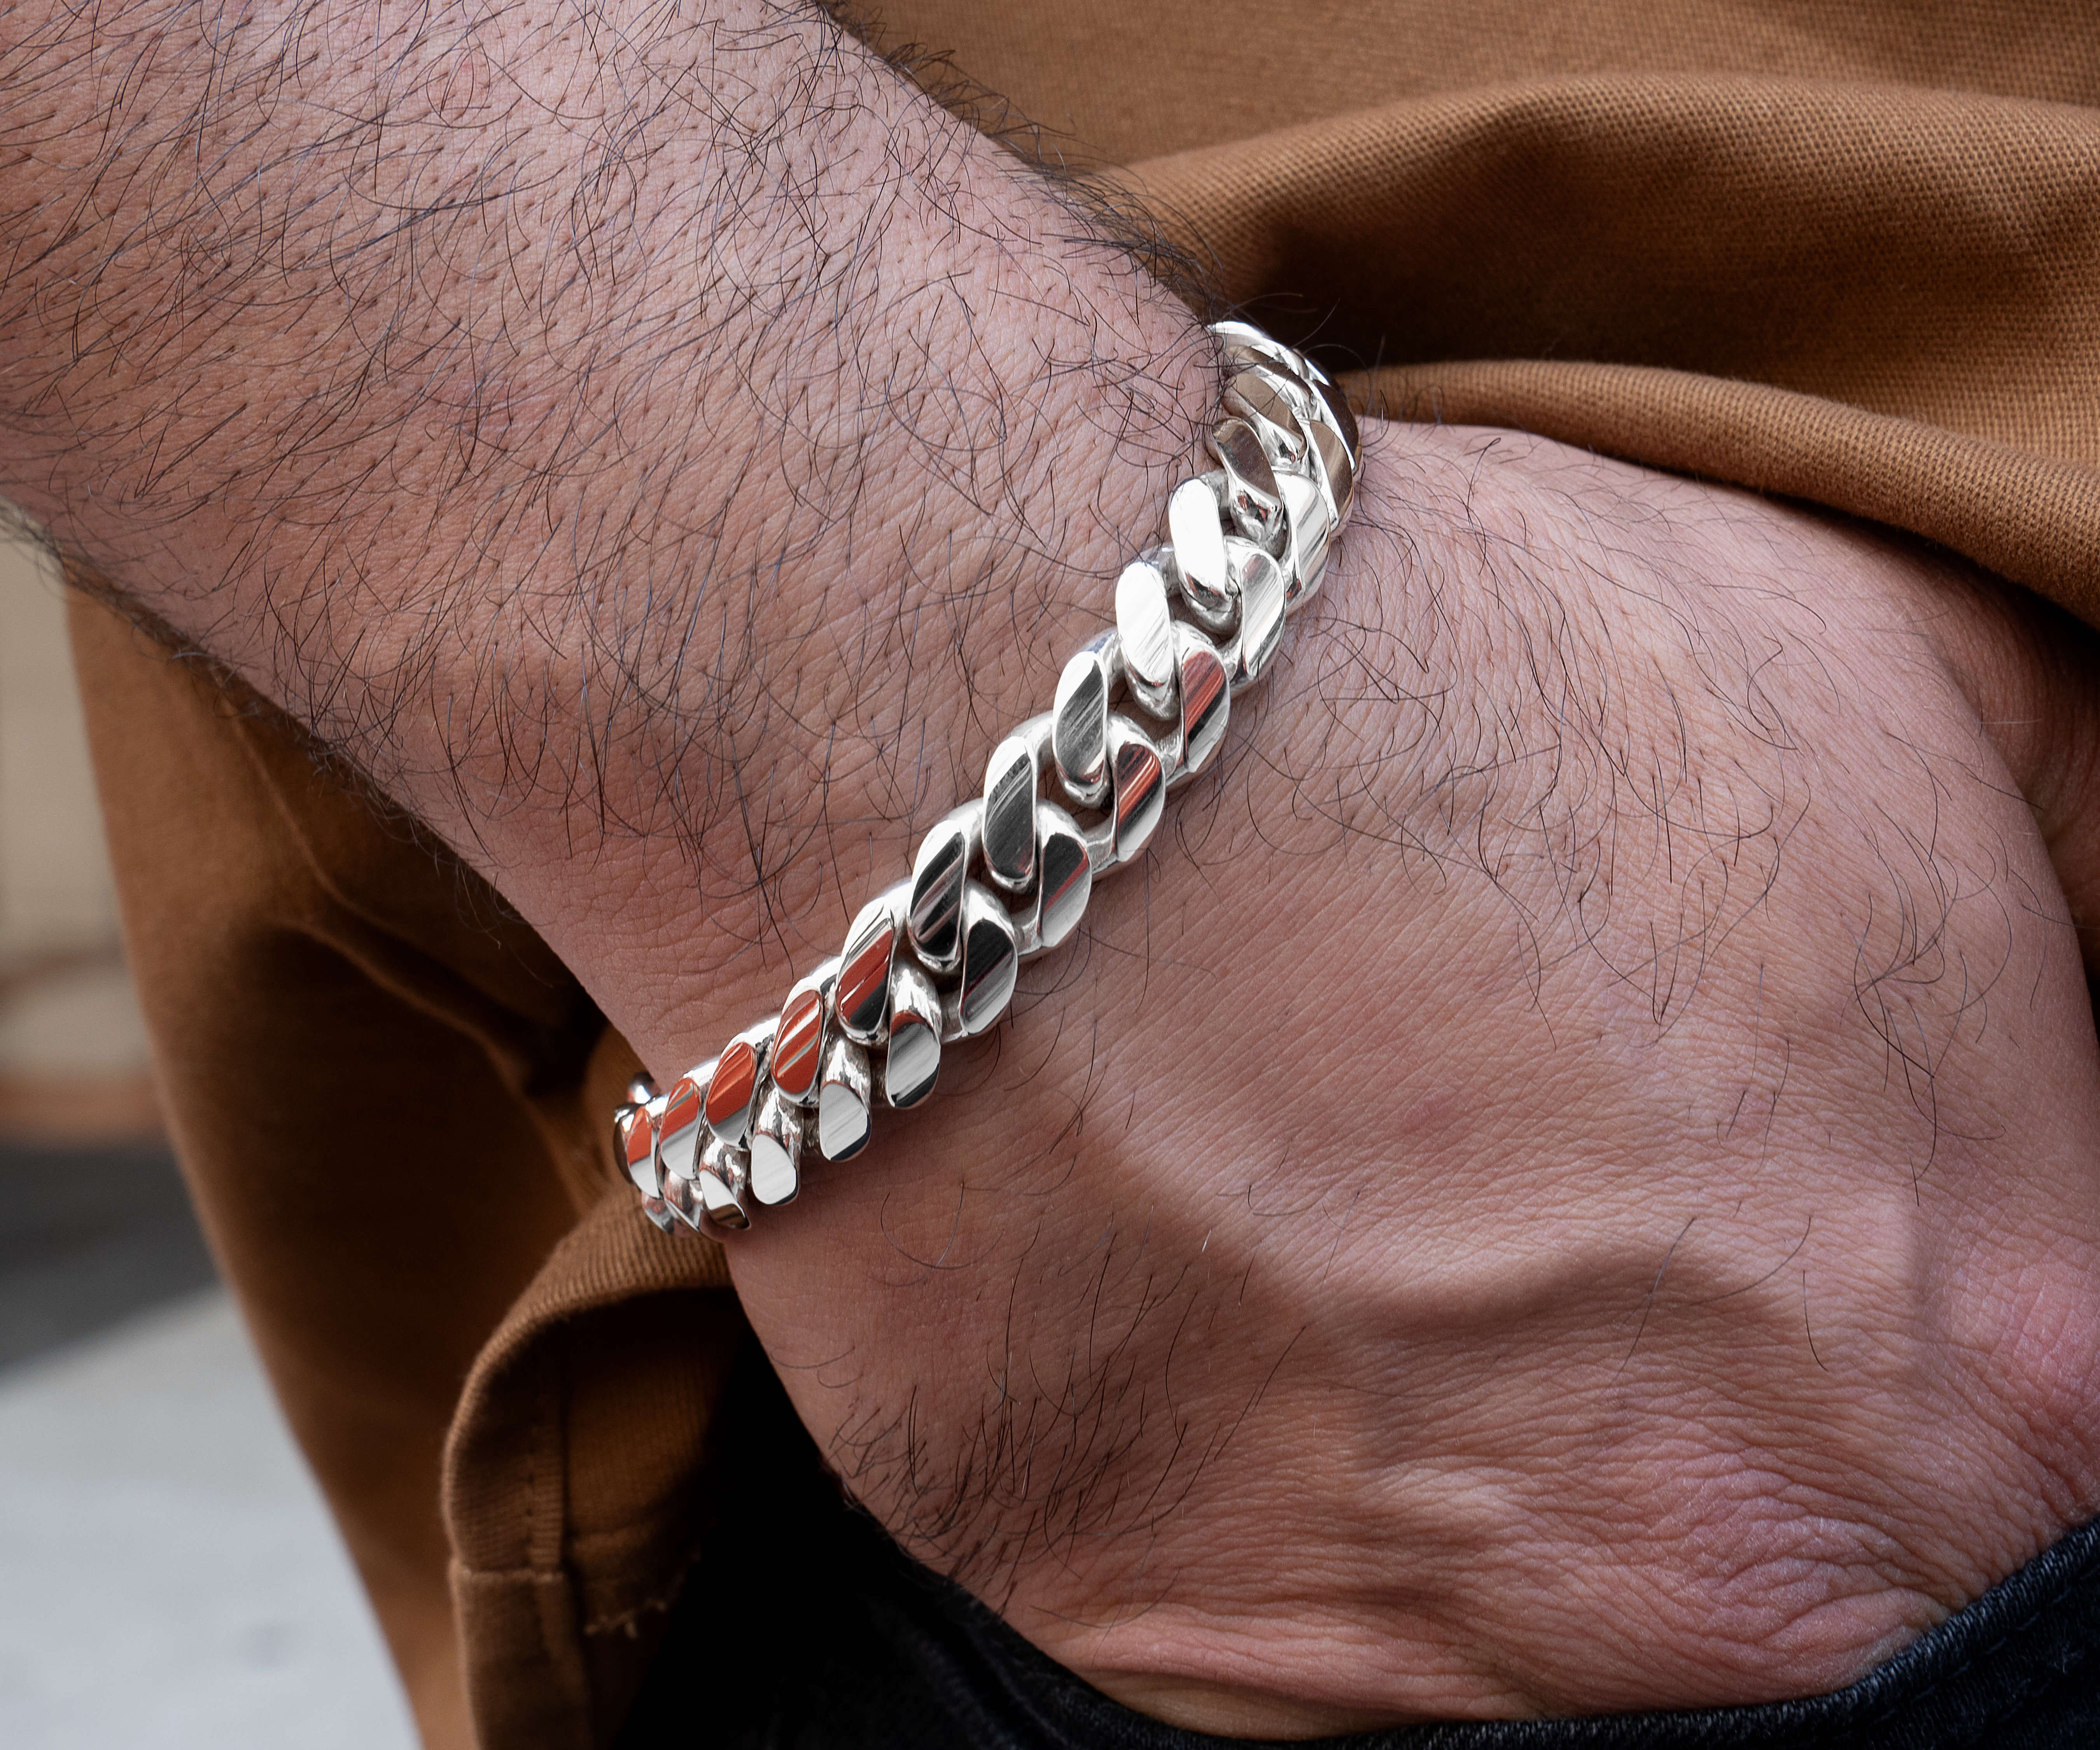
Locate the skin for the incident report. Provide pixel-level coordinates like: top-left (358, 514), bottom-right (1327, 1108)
top-left (2, 0), bottom-right (2097, 1734)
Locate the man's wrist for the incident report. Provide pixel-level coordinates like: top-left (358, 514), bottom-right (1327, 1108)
top-left (608, 319), bottom-right (1361, 1227)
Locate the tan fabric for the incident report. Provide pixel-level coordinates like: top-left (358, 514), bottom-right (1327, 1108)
top-left (1118, 74), bottom-right (2100, 616)
top-left (70, 4), bottom-right (2100, 1746)
top-left (869, 1), bottom-right (2100, 613)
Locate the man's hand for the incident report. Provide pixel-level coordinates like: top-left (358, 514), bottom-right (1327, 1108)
top-left (4, 2), bottom-right (2098, 1737)
top-left (723, 421), bottom-right (2100, 1733)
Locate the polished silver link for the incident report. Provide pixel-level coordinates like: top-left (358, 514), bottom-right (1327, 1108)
top-left (884, 956), bottom-right (943, 1108)
top-left (704, 1023), bottom-right (769, 1148)
top-left (1209, 318), bottom-right (1292, 371)
top-left (1106, 714), bottom-right (1167, 862)
top-left (614, 318), bottom-right (1356, 1234)
top-left (1312, 374), bottom-right (1361, 471)
top-left (1270, 371), bottom-right (1348, 529)
top-left (655, 1062), bottom-right (715, 1187)
top-left (770, 959), bottom-right (838, 1108)
top-left (660, 1166), bottom-right (704, 1230)
top-left (953, 881), bottom-right (1021, 1037)
top-left (1052, 635), bottom-right (1116, 808)
top-left (1167, 477), bottom-right (1236, 630)
top-left (1278, 470), bottom-right (1336, 608)
top-left (1224, 368), bottom-right (1310, 472)
top-left (1230, 355), bottom-right (1318, 432)
top-left (1211, 319), bottom-right (1319, 386)
top-left (1214, 322), bottom-right (1360, 466)
top-left (1174, 623), bottom-right (1231, 777)
top-left (817, 1034), bottom-right (874, 1162)
top-left (908, 803), bottom-right (982, 974)
top-left (1250, 366), bottom-right (1358, 515)
top-left (1218, 338), bottom-right (1344, 441)
top-left (696, 1136), bottom-right (752, 1230)
top-left (982, 734), bottom-right (1041, 894)
top-left (1029, 800), bottom-right (1092, 951)
top-left (1207, 421), bottom-right (1284, 549)
top-left (617, 1099), bottom-right (663, 1199)
top-left (837, 886), bottom-right (907, 1045)
top-left (749, 1086), bottom-right (802, 1206)
top-left (1264, 369), bottom-right (1344, 527)
top-left (1308, 420), bottom-right (1354, 523)
top-left (1228, 358), bottom-right (1354, 549)
top-left (1115, 557), bottom-right (1178, 719)
top-left (634, 1143), bottom-right (676, 1218)
top-left (1226, 538), bottom-right (1289, 688)
top-left (618, 1091), bottom-right (676, 1230)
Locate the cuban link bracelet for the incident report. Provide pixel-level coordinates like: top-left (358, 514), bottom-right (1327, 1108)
top-left (614, 320), bottom-right (1361, 1233)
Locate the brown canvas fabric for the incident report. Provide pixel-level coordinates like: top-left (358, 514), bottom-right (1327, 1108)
top-left (866, 1), bottom-right (2100, 615)
top-left (1121, 76), bottom-right (2100, 617)
top-left (65, 4), bottom-right (2100, 1746)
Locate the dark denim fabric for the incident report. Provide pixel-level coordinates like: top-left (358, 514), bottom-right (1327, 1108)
top-left (619, 1360), bottom-right (2100, 1750)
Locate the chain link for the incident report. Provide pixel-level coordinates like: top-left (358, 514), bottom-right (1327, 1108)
top-left (614, 321), bottom-right (1360, 1233)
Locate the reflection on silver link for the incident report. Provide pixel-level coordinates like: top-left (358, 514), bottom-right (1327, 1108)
top-left (1052, 635), bottom-right (1116, 808)
top-left (1309, 420), bottom-right (1354, 523)
top-left (749, 1087), bottom-right (802, 1206)
top-left (1224, 368), bottom-right (1309, 471)
top-left (1211, 319), bottom-right (1315, 384)
top-left (1207, 421), bottom-right (1284, 549)
top-left (1106, 714), bottom-right (1168, 863)
top-left (1174, 623), bottom-right (1231, 777)
top-left (616, 1102), bottom-right (658, 1200)
top-left (884, 957), bottom-right (943, 1109)
top-left (1030, 800), bottom-right (1092, 951)
top-left (1313, 375), bottom-right (1361, 471)
top-left (1228, 540), bottom-right (1288, 688)
top-left (616, 319), bottom-right (1357, 1233)
top-left (633, 1092), bottom-right (675, 1230)
top-left (661, 1168), bottom-right (704, 1231)
top-left (1167, 477), bottom-right (1236, 630)
top-left (654, 1064), bottom-right (714, 1188)
top-left (770, 960), bottom-right (838, 1108)
top-left (704, 1024), bottom-right (769, 1148)
top-left (907, 803), bottom-right (981, 975)
top-left (1278, 471), bottom-right (1335, 609)
top-left (1215, 326), bottom-right (1360, 472)
top-left (817, 1034), bottom-right (874, 1162)
top-left (697, 1135), bottom-right (752, 1230)
top-left (837, 887), bottom-right (906, 1045)
top-left (954, 882), bottom-right (1021, 1038)
top-left (1115, 558), bottom-right (1178, 720)
top-left (981, 735), bottom-right (1040, 894)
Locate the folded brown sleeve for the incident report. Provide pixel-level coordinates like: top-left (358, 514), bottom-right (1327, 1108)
top-left (1131, 77), bottom-right (2100, 620)
top-left (878, 0), bottom-right (2100, 619)
top-left (66, 597), bottom-right (735, 1750)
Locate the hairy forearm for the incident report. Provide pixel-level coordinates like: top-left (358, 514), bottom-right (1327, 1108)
top-left (0, 0), bottom-right (1205, 1056)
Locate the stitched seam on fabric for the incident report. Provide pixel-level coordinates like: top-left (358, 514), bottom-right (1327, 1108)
top-left (580, 1586), bottom-right (685, 1640)
top-left (576, 1519), bottom-right (712, 1639)
top-left (454, 1562), bottom-right (572, 1584)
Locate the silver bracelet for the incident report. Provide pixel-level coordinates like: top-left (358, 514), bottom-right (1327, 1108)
top-left (614, 320), bottom-right (1360, 1234)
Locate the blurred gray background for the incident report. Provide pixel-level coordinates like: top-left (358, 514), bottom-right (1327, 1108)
top-left (0, 537), bottom-right (416, 1748)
